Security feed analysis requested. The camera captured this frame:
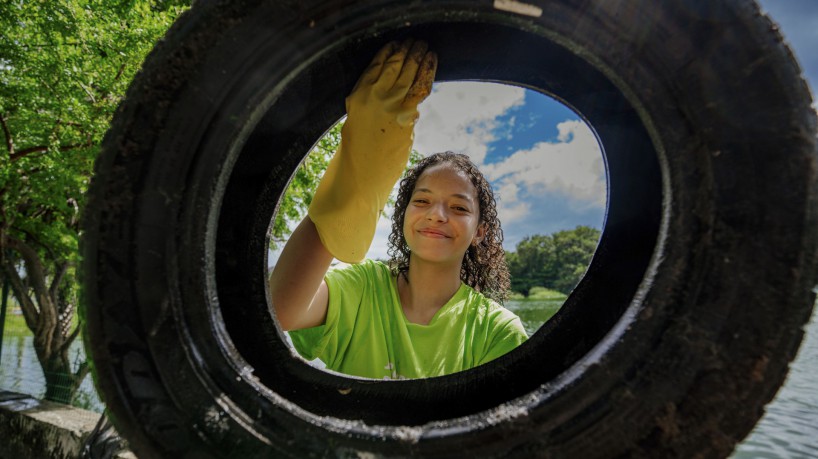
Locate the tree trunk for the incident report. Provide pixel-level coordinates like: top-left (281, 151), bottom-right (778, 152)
top-left (1, 235), bottom-right (88, 404)
top-left (41, 353), bottom-right (89, 404)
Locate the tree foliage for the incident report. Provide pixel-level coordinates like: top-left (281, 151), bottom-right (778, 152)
top-left (506, 226), bottom-right (601, 296)
top-left (0, 0), bottom-right (185, 403)
top-left (269, 124), bottom-right (340, 249)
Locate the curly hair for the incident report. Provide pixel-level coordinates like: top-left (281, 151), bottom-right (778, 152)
top-left (387, 152), bottom-right (511, 302)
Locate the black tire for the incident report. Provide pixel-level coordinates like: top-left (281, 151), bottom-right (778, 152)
top-left (81, 0), bottom-right (818, 457)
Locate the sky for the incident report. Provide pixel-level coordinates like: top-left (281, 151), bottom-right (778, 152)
top-left (359, 0), bottom-right (818, 261)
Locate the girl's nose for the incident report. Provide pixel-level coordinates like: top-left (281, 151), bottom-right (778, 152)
top-left (425, 203), bottom-right (447, 222)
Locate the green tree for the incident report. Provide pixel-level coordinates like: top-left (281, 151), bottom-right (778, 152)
top-left (550, 226), bottom-right (601, 293)
top-left (0, 1), bottom-right (185, 404)
top-left (269, 124), bottom-right (340, 249)
top-left (506, 234), bottom-right (555, 295)
top-left (506, 225), bottom-right (601, 296)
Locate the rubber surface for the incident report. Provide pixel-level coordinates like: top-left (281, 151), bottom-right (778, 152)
top-left (81, 0), bottom-right (818, 457)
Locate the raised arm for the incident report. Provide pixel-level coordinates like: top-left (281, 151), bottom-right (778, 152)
top-left (269, 216), bottom-right (332, 331)
top-left (269, 40), bottom-right (437, 331)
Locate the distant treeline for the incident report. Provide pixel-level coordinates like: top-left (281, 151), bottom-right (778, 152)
top-left (506, 226), bottom-right (601, 297)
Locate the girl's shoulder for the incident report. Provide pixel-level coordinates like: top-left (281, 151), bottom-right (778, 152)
top-left (327, 258), bottom-right (392, 285)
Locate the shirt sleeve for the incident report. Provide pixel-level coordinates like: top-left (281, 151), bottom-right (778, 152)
top-left (477, 309), bottom-right (528, 366)
top-left (288, 325), bottom-right (326, 360)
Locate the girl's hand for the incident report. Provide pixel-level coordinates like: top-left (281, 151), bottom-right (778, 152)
top-left (308, 40), bottom-right (437, 263)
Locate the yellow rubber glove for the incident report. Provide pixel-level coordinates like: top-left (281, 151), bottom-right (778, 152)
top-left (308, 40), bottom-right (438, 262)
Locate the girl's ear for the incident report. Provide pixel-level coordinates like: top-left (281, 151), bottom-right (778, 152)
top-left (472, 223), bottom-right (487, 245)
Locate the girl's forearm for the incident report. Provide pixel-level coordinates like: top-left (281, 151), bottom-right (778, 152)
top-left (268, 216), bottom-right (332, 331)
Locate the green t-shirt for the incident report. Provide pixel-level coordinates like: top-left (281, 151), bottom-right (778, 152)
top-left (289, 260), bottom-right (527, 379)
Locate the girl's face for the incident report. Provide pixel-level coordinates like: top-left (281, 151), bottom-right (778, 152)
top-left (402, 163), bottom-right (486, 266)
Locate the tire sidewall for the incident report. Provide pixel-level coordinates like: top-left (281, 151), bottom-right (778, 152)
top-left (82, 1), bottom-right (818, 457)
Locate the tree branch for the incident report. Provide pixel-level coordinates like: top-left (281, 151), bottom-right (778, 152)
top-left (3, 235), bottom-right (59, 359)
top-left (114, 62), bottom-right (127, 82)
top-left (17, 42), bottom-right (84, 48)
top-left (0, 113), bottom-right (14, 156)
top-left (67, 198), bottom-right (80, 228)
top-left (49, 260), bottom-right (69, 299)
top-left (14, 227), bottom-right (55, 262)
top-left (94, 63), bottom-right (129, 104)
top-left (10, 139), bottom-right (94, 162)
top-left (77, 81), bottom-right (97, 104)
top-left (1, 256), bottom-right (39, 330)
top-left (7, 236), bottom-right (70, 360)
top-left (73, 360), bottom-right (91, 385)
top-left (59, 323), bottom-right (81, 355)
top-left (4, 235), bottom-right (49, 300)
top-left (57, 119), bottom-right (85, 129)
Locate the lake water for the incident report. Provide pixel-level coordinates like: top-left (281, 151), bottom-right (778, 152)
top-left (0, 332), bottom-right (103, 412)
top-left (731, 304), bottom-right (818, 458)
top-left (2, 301), bottom-right (816, 456)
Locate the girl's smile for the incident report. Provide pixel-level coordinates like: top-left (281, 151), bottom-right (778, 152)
top-left (418, 227), bottom-right (450, 238)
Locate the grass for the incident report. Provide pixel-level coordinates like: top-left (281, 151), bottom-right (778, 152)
top-left (508, 287), bottom-right (568, 301)
top-left (509, 287), bottom-right (568, 301)
top-left (2, 308), bottom-right (32, 337)
top-left (526, 286), bottom-right (567, 301)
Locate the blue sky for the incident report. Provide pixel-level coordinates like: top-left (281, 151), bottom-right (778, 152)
top-left (361, 1), bottom-right (818, 260)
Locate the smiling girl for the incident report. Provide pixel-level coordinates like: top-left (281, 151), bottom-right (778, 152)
top-left (269, 41), bottom-right (527, 380)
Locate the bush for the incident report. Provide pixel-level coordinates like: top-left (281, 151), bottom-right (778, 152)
top-left (527, 287), bottom-right (567, 300)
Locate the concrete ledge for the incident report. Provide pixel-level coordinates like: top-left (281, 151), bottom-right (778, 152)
top-left (0, 390), bottom-right (134, 459)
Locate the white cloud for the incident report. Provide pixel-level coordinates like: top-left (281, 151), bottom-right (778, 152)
top-left (494, 181), bottom-right (530, 224)
top-left (413, 81), bottom-right (525, 164)
top-left (483, 120), bottom-right (606, 223)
